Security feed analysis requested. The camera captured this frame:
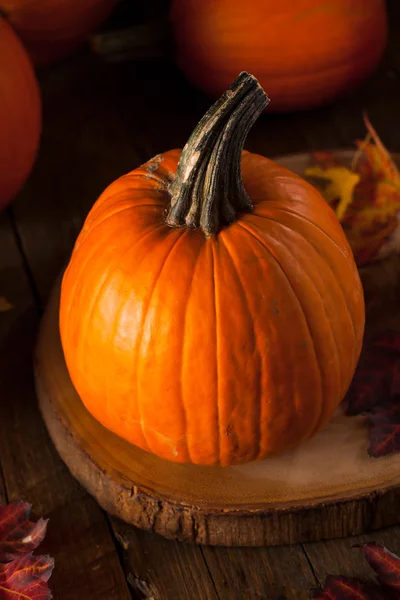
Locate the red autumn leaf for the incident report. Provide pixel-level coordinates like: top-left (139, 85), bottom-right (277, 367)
top-left (344, 331), bottom-right (400, 416)
top-left (355, 543), bottom-right (400, 592)
top-left (312, 575), bottom-right (385, 599)
top-left (0, 553), bottom-right (54, 600)
top-left (367, 409), bottom-right (400, 457)
top-left (0, 502), bottom-right (48, 562)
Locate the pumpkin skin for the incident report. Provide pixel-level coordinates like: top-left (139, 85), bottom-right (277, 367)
top-left (0, 17), bottom-right (41, 211)
top-left (1, 0), bottom-right (118, 66)
top-left (59, 164), bottom-right (365, 466)
top-left (59, 73), bottom-right (365, 467)
top-left (170, 0), bottom-right (388, 112)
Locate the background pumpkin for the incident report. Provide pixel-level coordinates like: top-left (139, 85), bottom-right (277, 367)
top-left (0, 17), bottom-right (41, 211)
top-left (59, 73), bottom-right (365, 467)
top-left (0, 0), bottom-right (119, 66)
top-left (170, 0), bottom-right (388, 113)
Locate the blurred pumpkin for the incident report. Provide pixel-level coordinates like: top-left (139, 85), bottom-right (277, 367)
top-left (170, 0), bottom-right (388, 113)
top-left (0, 0), bottom-right (119, 66)
top-left (0, 17), bottom-right (41, 210)
top-left (59, 73), bottom-right (365, 467)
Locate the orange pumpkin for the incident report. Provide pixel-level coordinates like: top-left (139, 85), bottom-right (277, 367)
top-left (1, 0), bottom-right (118, 66)
top-left (59, 73), bottom-right (365, 467)
top-left (0, 17), bottom-right (41, 211)
top-left (170, 0), bottom-right (388, 112)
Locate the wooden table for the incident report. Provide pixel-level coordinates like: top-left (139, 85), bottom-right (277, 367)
top-left (1, 1), bottom-right (400, 597)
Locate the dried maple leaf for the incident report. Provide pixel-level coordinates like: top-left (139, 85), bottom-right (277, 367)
top-left (355, 543), bottom-right (400, 592)
top-left (0, 502), bottom-right (48, 562)
top-left (344, 331), bottom-right (400, 416)
top-left (342, 330), bottom-right (400, 457)
top-left (312, 574), bottom-right (384, 599)
top-left (0, 553), bottom-right (54, 600)
top-left (305, 115), bottom-right (400, 266)
top-left (366, 402), bottom-right (400, 457)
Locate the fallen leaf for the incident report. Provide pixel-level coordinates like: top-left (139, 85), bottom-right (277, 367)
top-left (355, 543), bottom-right (400, 592)
top-left (0, 502), bottom-right (48, 563)
top-left (0, 297), bottom-right (12, 312)
top-left (304, 165), bottom-right (360, 220)
top-left (305, 115), bottom-right (400, 266)
top-left (344, 331), bottom-right (400, 416)
top-left (0, 553), bottom-right (54, 600)
top-left (366, 403), bottom-right (400, 457)
top-left (312, 575), bottom-right (383, 599)
top-left (311, 544), bottom-right (400, 599)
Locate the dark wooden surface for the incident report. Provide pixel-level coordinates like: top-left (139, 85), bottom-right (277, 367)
top-left (1, 0), bottom-right (400, 598)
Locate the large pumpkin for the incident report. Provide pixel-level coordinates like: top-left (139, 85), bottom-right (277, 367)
top-left (59, 73), bottom-right (365, 467)
top-left (0, 17), bottom-right (41, 211)
top-left (170, 0), bottom-right (388, 112)
top-left (0, 0), bottom-right (118, 66)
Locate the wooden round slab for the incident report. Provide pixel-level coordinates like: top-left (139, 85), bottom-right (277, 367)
top-left (34, 151), bottom-right (400, 547)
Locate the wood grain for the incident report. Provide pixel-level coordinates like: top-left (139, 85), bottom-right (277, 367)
top-left (112, 519), bottom-right (219, 600)
top-left (303, 526), bottom-right (400, 587)
top-left (112, 518), bottom-right (319, 600)
top-left (0, 212), bottom-right (131, 600)
top-left (202, 544), bottom-right (317, 600)
top-left (35, 268), bottom-right (400, 547)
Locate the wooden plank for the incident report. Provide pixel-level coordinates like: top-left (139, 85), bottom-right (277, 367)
top-left (11, 52), bottom-right (142, 303)
top-left (202, 545), bottom-right (317, 600)
top-left (112, 520), bottom-right (219, 600)
top-left (0, 212), bottom-right (131, 600)
top-left (303, 527), bottom-right (400, 587)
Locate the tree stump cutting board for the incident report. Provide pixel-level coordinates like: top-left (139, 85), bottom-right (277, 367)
top-left (34, 151), bottom-right (400, 547)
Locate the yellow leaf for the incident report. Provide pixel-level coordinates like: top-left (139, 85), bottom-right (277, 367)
top-left (304, 165), bottom-right (360, 220)
top-left (305, 116), bottom-right (400, 266)
top-left (0, 297), bottom-right (12, 312)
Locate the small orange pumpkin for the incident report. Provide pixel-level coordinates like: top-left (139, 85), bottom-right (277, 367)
top-left (170, 0), bottom-right (388, 112)
top-left (60, 73), bottom-right (365, 466)
top-left (0, 17), bottom-right (41, 211)
top-left (1, 0), bottom-right (118, 66)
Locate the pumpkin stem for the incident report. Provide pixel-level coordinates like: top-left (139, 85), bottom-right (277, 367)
top-left (166, 72), bottom-right (269, 237)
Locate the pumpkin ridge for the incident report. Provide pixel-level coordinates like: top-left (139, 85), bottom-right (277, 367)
top-left (253, 210), bottom-right (360, 384)
top-left (276, 235), bottom-right (342, 436)
top-left (219, 233), bottom-right (262, 462)
top-left (252, 206), bottom-right (361, 374)
top-left (119, 170), bottom-right (169, 190)
top-left (242, 218), bottom-right (345, 435)
top-left (254, 204), bottom-right (352, 261)
top-left (177, 233), bottom-right (205, 464)
top-left (81, 202), bottom-right (166, 243)
top-left (65, 224), bottom-right (161, 334)
top-left (209, 241), bottom-right (221, 465)
top-left (62, 225), bottom-right (166, 454)
top-left (247, 212), bottom-right (350, 399)
top-left (237, 221), bottom-right (324, 442)
top-left (135, 229), bottom-right (188, 456)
